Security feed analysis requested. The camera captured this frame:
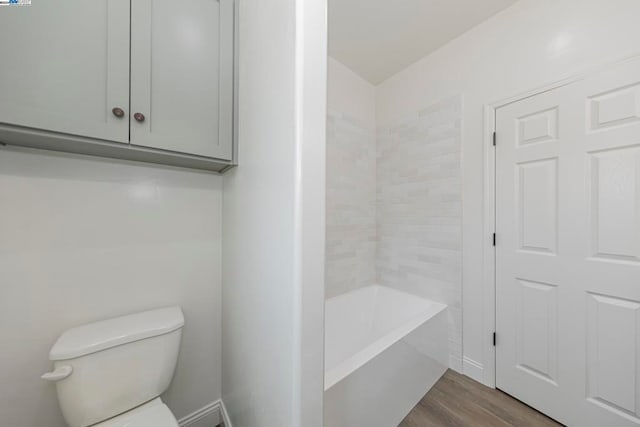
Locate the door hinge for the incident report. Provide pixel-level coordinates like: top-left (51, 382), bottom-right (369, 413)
top-left (493, 332), bottom-right (496, 346)
top-left (492, 131), bottom-right (497, 146)
top-left (493, 233), bottom-right (496, 246)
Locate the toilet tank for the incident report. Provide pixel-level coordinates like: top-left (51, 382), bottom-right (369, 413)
top-left (44, 307), bottom-right (184, 427)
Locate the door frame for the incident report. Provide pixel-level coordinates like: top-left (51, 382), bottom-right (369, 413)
top-left (481, 53), bottom-right (640, 388)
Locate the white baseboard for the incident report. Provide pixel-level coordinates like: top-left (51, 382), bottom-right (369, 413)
top-left (220, 399), bottom-right (232, 427)
top-left (178, 400), bottom-right (221, 427)
top-left (449, 355), bottom-right (463, 373)
top-left (462, 356), bottom-right (484, 384)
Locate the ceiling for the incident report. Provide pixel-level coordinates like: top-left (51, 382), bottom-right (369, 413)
top-left (328, 0), bottom-right (517, 84)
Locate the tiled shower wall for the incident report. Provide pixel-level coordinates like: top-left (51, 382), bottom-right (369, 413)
top-left (324, 83), bottom-right (462, 369)
top-left (325, 110), bottom-right (377, 298)
top-left (376, 95), bottom-right (463, 370)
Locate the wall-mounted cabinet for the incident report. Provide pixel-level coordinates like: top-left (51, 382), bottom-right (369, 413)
top-left (0, 0), bottom-right (235, 172)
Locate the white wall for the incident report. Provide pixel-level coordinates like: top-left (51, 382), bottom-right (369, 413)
top-left (0, 148), bottom-right (222, 426)
top-left (325, 58), bottom-right (376, 298)
top-left (327, 58), bottom-right (376, 126)
top-left (221, 0), bottom-right (326, 425)
top-left (375, 0), bottom-right (640, 385)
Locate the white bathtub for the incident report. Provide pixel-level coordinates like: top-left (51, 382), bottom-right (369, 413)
top-left (324, 285), bottom-right (448, 427)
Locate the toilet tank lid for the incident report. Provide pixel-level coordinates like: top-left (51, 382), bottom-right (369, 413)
top-left (49, 307), bottom-right (184, 361)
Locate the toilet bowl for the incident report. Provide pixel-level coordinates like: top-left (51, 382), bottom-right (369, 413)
top-left (42, 307), bottom-right (184, 427)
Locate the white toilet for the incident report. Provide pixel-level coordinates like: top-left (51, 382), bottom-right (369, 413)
top-left (42, 306), bottom-right (185, 427)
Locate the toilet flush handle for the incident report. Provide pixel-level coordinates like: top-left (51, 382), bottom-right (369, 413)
top-left (41, 365), bottom-right (73, 382)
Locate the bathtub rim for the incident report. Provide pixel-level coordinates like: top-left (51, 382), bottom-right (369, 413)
top-left (324, 285), bottom-right (447, 390)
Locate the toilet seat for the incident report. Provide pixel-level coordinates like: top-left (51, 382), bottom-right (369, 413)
top-left (94, 398), bottom-right (178, 427)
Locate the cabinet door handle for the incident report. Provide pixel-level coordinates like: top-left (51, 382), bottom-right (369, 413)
top-left (134, 112), bottom-right (146, 123)
top-left (112, 107), bottom-right (125, 118)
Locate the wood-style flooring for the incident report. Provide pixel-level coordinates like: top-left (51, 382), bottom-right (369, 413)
top-left (399, 370), bottom-right (563, 427)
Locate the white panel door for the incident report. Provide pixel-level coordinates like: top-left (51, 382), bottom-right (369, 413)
top-left (130, 0), bottom-right (234, 160)
top-left (0, 1), bottom-right (130, 142)
top-left (496, 58), bottom-right (640, 426)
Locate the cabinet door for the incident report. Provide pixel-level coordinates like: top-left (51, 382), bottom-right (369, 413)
top-left (130, 0), bottom-right (234, 160)
top-left (0, 1), bottom-right (130, 143)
